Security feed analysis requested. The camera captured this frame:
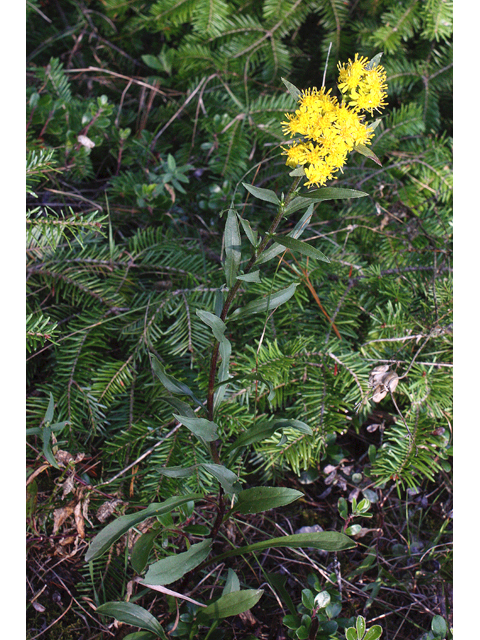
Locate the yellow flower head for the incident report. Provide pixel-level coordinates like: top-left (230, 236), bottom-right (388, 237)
top-left (282, 54), bottom-right (388, 188)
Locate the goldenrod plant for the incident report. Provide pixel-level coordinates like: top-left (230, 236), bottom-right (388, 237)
top-left (81, 54), bottom-right (389, 638)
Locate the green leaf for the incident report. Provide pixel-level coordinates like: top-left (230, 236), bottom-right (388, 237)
top-left (366, 53), bottom-right (383, 69)
top-left (143, 539), bottom-right (212, 586)
top-left (301, 589), bottom-right (315, 610)
top-left (233, 487), bottom-right (302, 514)
top-left (354, 144), bottom-right (382, 166)
top-left (45, 392), bottom-right (55, 424)
top-left (196, 309), bottom-right (227, 343)
top-left (236, 270), bottom-right (261, 282)
top-left (363, 626), bottom-right (383, 640)
top-left (26, 421), bottom-right (68, 436)
top-left (201, 463), bottom-right (241, 494)
top-left (42, 427), bottom-right (60, 470)
top-left (150, 355), bottom-right (202, 407)
top-left (283, 614), bottom-right (301, 629)
top-left (345, 524), bottom-right (362, 536)
top-left (226, 419), bottom-right (312, 462)
top-left (296, 625), bottom-right (309, 639)
top-left (314, 591), bottom-right (331, 609)
top-left (223, 568), bottom-right (240, 594)
top-left (123, 632), bottom-right (158, 640)
top-left (123, 633), bottom-right (158, 640)
top-left (226, 422), bottom-right (280, 456)
top-left (268, 234), bottom-right (329, 262)
top-left (224, 209), bottom-right (242, 288)
top-left (356, 615), bottom-right (366, 639)
top-left (431, 615), bottom-right (447, 637)
top-left (159, 396), bottom-right (196, 419)
top-left (237, 216), bottom-right (258, 247)
top-left (298, 187), bottom-right (368, 201)
top-left (96, 602), bottom-right (167, 638)
top-left (198, 589), bottom-right (263, 620)
top-left (208, 532), bottom-right (355, 565)
top-left (283, 196), bottom-right (313, 216)
top-left (272, 419), bottom-right (312, 434)
top-left (345, 628), bottom-right (358, 640)
top-left (142, 54), bottom-right (164, 71)
top-left (242, 183), bottom-right (279, 205)
top-left (195, 310), bottom-right (232, 411)
top-left (232, 283), bottom-right (298, 318)
top-left (173, 414), bottom-right (219, 442)
top-left (268, 574), bottom-right (296, 616)
top-left (131, 528), bottom-right (160, 574)
top-left (85, 494), bottom-right (201, 562)
top-left (157, 465), bottom-right (196, 478)
top-left (281, 77), bottom-right (301, 102)
top-left (256, 204), bottom-right (314, 264)
top-left (321, 620), bottom-right (338, 634)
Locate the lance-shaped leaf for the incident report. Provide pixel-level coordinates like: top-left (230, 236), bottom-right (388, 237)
top-left (159, 396), bottom-right (196, 419)
top-left (41, 427), bottom-right (60, 469)
top-left (173, 414), bottom-right (219, 442)
top-left (223, 568), bottom-right (240, 595)
top-left (196, 310), bottom-right (232, 410)
top-left (366, 53), bottom-right (383, 69)
top-left (242, 183), bottom-right (279, 205)
top-left (196, 310), bottom-right (227, 343)
top-left (233, 487), bottom-right (303, 514)
top-left (150, 355), bottom-right (202, 407)
top-left (268, 234), bottom-right (330, 263)
top-left (237, 216), bottom-right (258, 248)
top-left (256, 205), bottom-right (314, 265)
top-left (157, 465), bottom-right (197, 478)
top-left (281, 77), bottom-right (301, 102)
top-left (272, 419), bottom-right (312, 434)
top-left (123, 632), bottom-right (158, 640)
top-left (26, 421), bottom-right (68, 436)
top-left (202, 463), bottom-right (242, 495)
top-left (206, 532), bottom-right (355, 566)
top-left (232, 283), bottom-right (298, 319)
top-left (143, 539), bottom-right (212, 586)
top-left (298, 187), bottom-right (368, 201)
top-left (45, 392), bottom-right (55, 423)
top-left (266, 573), bottom-right (296, 616)
top-left (354, 143), bottom-right (382, 166)
top-left (224, 209), bottom-right (242, 287)
top-left (197, 589), bottom-right (264, 620)
top-left (236, 270), bottom-right (261, 283)
top-left (131, 527), bottom-right (161, 574)
top-left (85, 494), bottom-right (201, 562)
top-left (96, 602), bottom-right (167, 638)
top-left (226, 418), bottom-right (312, 462)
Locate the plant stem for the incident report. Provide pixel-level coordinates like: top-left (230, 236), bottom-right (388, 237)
top-left (206, 176), bottom-right (302, 427)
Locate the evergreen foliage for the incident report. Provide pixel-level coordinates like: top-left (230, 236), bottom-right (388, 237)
top-left (27, 0), bottom-right (452, 492)
top-left (27, 2), bottom-right (452, 636)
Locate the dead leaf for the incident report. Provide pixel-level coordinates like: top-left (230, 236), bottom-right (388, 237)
top-left (97, 498), bottom-right (123, 523)
top-left (55, 450), bottom-right (75, 467)
top-left (53, 504), bottom-right (75, 534)
top-left (26, 464), bottom-right (50, 487)
top-left (74, 501), bottom-right (85, 538)
top-left (61, 473), bottom-right (76, 499)
top-left (77, 134), bottom-right (95, 149)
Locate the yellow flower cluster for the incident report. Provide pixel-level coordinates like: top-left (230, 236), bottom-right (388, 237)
top-left (282, 55), bottom-right (388, 188)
